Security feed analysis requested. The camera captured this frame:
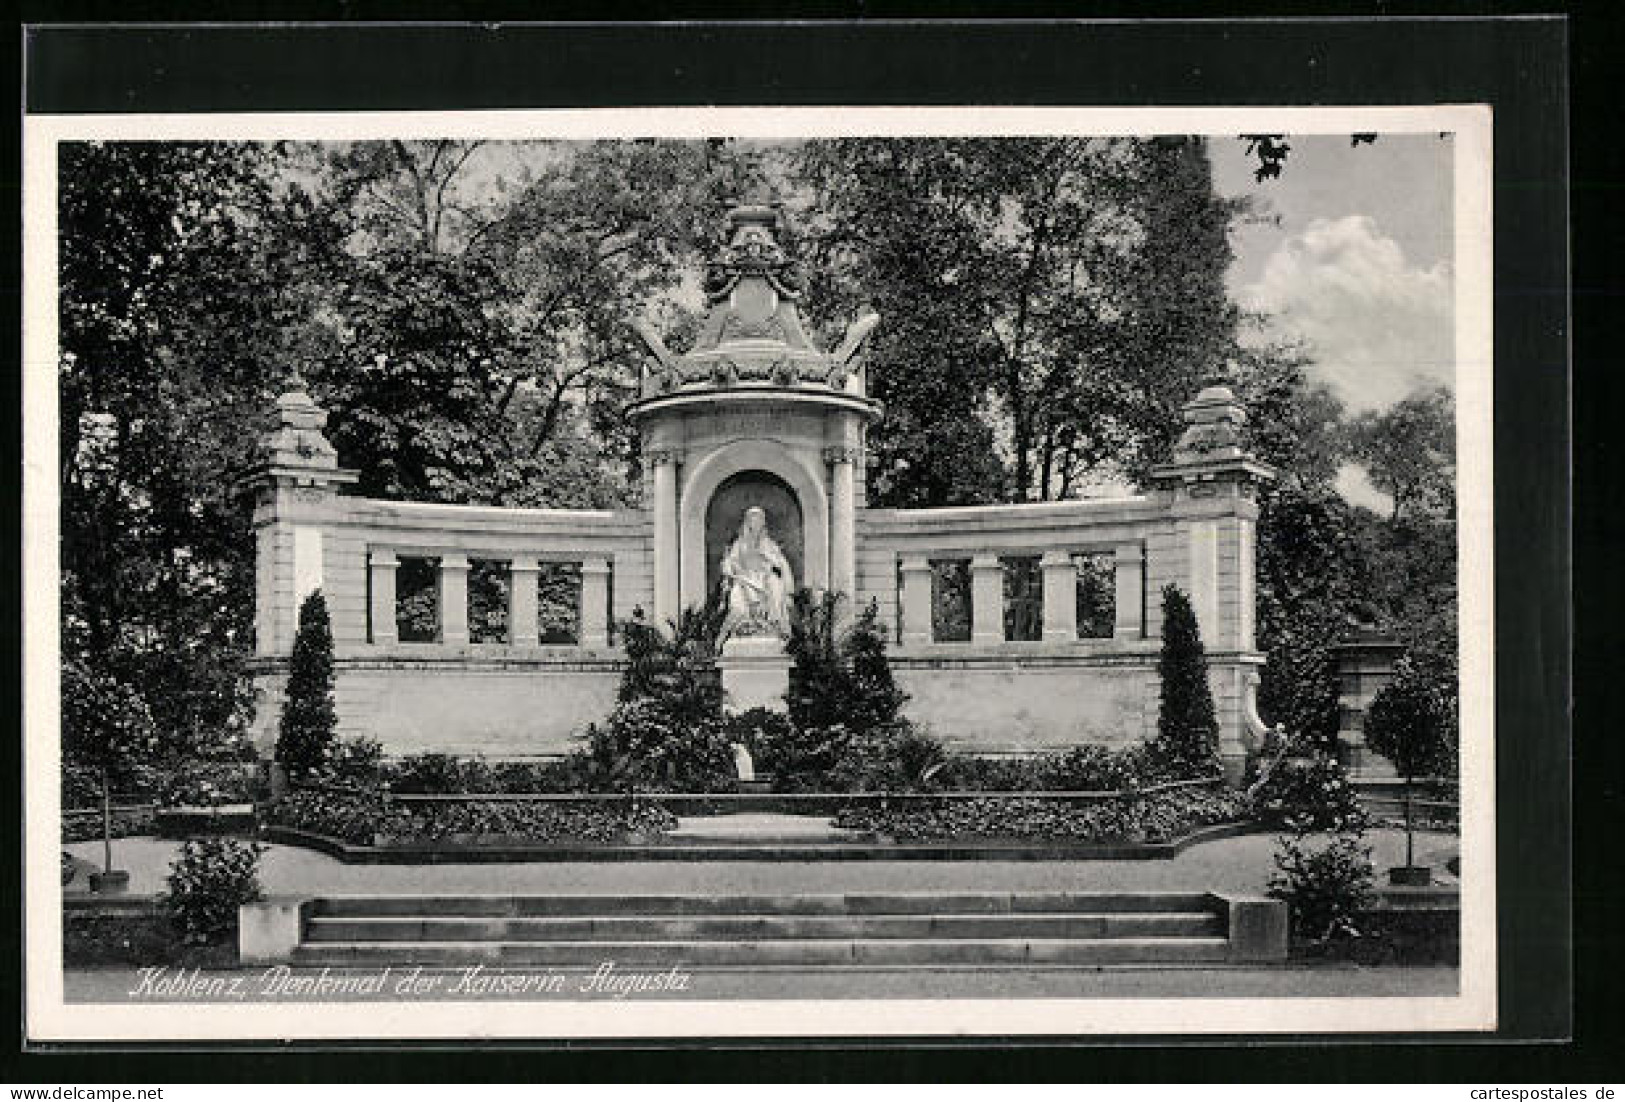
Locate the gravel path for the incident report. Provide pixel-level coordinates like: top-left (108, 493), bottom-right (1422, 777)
top-left (63, 828), bottom-right (1460, 899)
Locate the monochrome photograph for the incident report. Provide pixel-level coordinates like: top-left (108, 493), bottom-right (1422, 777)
top-left (24, 103), bottom-right (1495, 1042)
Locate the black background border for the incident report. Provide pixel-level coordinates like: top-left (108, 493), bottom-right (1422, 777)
top-left (8, 8), bottom-right (1600, 1083)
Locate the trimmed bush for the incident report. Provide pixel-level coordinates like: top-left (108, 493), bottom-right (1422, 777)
top-left (1151, 585), bottom-right (1221, 778)
top-left (161, 837), bottom-right (266, 946)
top-left (276, 590), bottom-right (338, 780)
top-left (1365, 653), bottom-right (1458, 870)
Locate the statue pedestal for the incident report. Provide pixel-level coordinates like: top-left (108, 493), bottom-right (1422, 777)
top-left (719, 635), bottom-right (791, 714)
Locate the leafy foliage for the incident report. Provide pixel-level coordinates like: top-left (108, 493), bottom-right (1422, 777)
top-left (1267, 832), bottom-right (1377, 942)
top-left (61, 659), bottom-right (160, 787)
top-left (825, 724), bottom-right (949, 793)
top-left (775, 592), bottom-right (920, 789)
top-left (162, 837), bottom-right (265, 946)
top-left (1151, 586), bottom-right (1221, 777)
top-left (1253, 486), bottom-right (1371, 748)
top-left (1248, 736), bottom-right (1369, 833)
top-left (373, 800), bottom-right (678, 845)
top-left (832, 787), bottom-right (1249, 842)
top-left (265, 787), bottom-right (676, 845)
top-left (1344, 385), bottom-right (1455, 522)
top-left (1365, 655), bottom-right (1458, 783)
top-left (795, 136), bottom-right (1244, 502)
top-left (321, 736), bottom-right (386, 787)
top-left (265, 788), bottom-right (386, 844)
top-left (938, 744), bottom-right (1167, 793)
top-left (561, 592), bottom-right (735, 793)
top-left (275, 590), bottom-right (338, 779)
top-left (158, 761), bottom-right (260, 808)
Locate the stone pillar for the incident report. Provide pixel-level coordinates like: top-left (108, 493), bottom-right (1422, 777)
top-left (580, 556), bottom-right (612, 649)
top-left (970, 555), bottom-right (1005, 646)
top-left (439, 552), bottom-right (470, 646)
top-left (650, 447), bottom-right (681, 626)
top-left (899, 556), bottom-right (933, 647)
top-left (368, 550), bottom-right (399, 646)
top-left (1114, 541), bottom-right (1145, 640)
top-left (1148, 381), bottom-right (1279, 783)
top-left (1330, 631), bottom-right (1405, 775)
top-left (1040, 551), bottom-right (1077, 643)
top-left (825, 445), bottom-right (857, 603)
top-left (508, 555), bottom-right (540, 647)
top-left (247, 372), bottom-right (358, 756)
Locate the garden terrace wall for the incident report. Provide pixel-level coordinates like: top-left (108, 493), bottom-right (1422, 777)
top-left (856, 497), bottom-right (1268, 762)
top-left (251, 376), bottom-right (1274, 773)
top-left (250, 486), bottom-right (649, 759)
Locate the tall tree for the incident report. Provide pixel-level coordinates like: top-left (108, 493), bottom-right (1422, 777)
top-left (1343, 384), bottom-right (1455, 522)
top-left (794, 136), bottom-right (1245, 504)
top-left (59, 141), bottom-right (309, 759)
top-left (304, 139), bottom-right (730, 505)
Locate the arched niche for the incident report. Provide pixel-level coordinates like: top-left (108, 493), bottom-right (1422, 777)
top-left (679, 439), bottom-right (829, 611)
top-left (705, 471), bottom-right (804, 601)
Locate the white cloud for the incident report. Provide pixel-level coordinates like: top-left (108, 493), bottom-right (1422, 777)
top-left (1240, 215), bottom-right (1454, 411)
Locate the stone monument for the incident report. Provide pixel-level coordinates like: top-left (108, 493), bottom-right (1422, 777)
top-left (249, 177), bottom-right (1276, 775)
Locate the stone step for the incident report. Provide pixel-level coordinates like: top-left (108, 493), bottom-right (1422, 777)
top-left (291, 935), bottom-right (1233, 967)
top-left (308, 891), bottom-right (1219, 919)
top-left (302, 911), bottom-right (1222, 943)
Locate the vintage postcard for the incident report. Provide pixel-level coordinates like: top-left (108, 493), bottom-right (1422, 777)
top-left (24, 102), bottom-right (1495, 1041)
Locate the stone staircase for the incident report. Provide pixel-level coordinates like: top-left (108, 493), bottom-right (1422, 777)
top-left (270, 890), bottom-right (1284, 968)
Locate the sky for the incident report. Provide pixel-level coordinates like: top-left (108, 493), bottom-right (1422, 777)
top-left (1208, 134), bottom-right (1455, 509)
top-left (338, 134), bottom-right (1458, 509)
top-left (1209, 133), bottom-right (1456, 414)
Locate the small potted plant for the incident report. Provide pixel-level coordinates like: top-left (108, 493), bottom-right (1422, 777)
top-left (1363, 655), bottom-right (1457, 887)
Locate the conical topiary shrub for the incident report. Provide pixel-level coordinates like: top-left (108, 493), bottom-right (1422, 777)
top-left (276, 589), bottom-right (337, 780)
top-left (1153, 584), bottom-right (1221, 779)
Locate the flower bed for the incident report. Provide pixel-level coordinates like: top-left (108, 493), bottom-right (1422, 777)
top-left (831, 785), bottom-right (1250, 843)
top-left (266, 787), bottom-right (678, 846)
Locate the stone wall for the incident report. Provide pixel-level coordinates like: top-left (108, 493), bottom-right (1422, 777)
top-left (250, 487), bottom-right (650, 758)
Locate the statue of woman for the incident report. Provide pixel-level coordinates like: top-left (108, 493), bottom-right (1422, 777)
top-left (721, 506), bottom-right (793, 634)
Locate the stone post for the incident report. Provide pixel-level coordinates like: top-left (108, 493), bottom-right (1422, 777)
top-left (245, 371), bottom-right (357, 755)
top-left (1114, 541), bottom-right (1145, 640)
top-left (368, 550), bottom-right (399, 646)
top-left (508, 555), bottom-right (540, 647)
top-left (1040, 551), bottom-right (1077, 643)
top-left (825, 444), bottom-right (857, 604)
top-left (1147, 382), bottom-right (1277, 782)
top-left (580, 556), bottom-right (612, 649)
top-left (439, 552), bottom-right (470, 646)
top-left (1330, 629), bottom-right (1406, 775)
top-left (899, 556), bottom-right (934, 647)
top-left (650, 446), bottom-right (681, 626)
top-left (970, 555), bottom-right (1005, 646)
